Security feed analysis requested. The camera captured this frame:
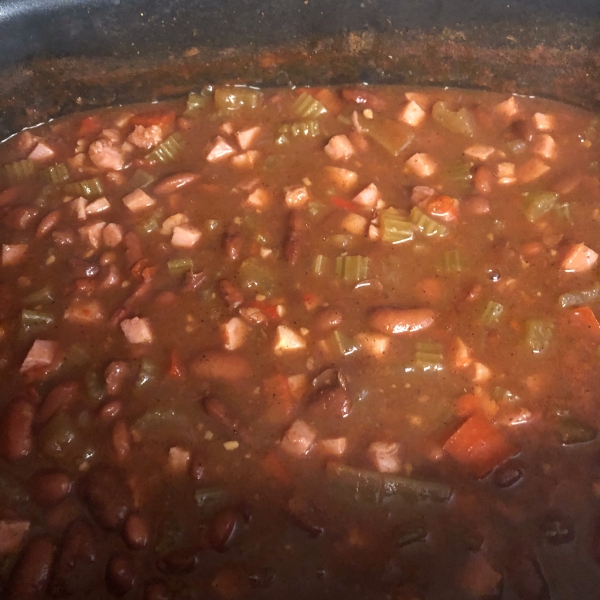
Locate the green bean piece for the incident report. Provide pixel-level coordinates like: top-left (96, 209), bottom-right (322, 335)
top-left (410, 207), bottom-right (449, 238)
top-left (558, 283), bottom-right (600, 308)
top-left (278, 120), bottom-right (321, 141)
top-left (432, 101), bottom-right (475, 137)
top-left (194, 487), bottom-right (228, 516)
top-left (40, 162), bottom-right (69, 184)
top-left (215, 87), bottom-right (262, 111)
top-left (557, 416), bottom-right (597, 445)
top-left (183, 86), bottom-right (213, 116)
top-left (443, 249), bottom-right (463, 273)
top-left (136, 209), bottom-right (164, 235)
top-left (23, 285), bottom-right (54, 305)
top-left (412, 342), bottom-right (445, 372)
top-left (555, 202), bottom-right (573, 224)
top-left (328, 330), bottom-right (360, 357)
top-left (380, 209), bottom-right (414, 244)
top-left (21, 309), bottom-right (54, 328)
top-left (524, 191), bottom-right (559, 222)
top-left (446, 160), bottom-right (473, 186)
top-left (124, 169), bottom-right (155, 193)
top-left (4, 158), bottom-right (36, 183)
top-left (525, 318), bottom-right (554, 353)
top-left (136, 358), bottom-right (158, 389)
top-left (64, 177), bottom-right (105, 199)
top-left (292, 92), bottom-right (327, 119)
top-left (167, 257), bottom-right (194, 275)
top-left (335, 255), bottom-right (369, 282)
top-left (145, 133), bottom-right (184, 164)
top-left (482, 301), bottom-right (504, 325)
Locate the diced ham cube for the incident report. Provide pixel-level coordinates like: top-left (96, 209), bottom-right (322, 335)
top-left (405, 153), bottom-right (437, 177)
top-left (0, 520), bottom-right (30, 553)
top-left (368, 441), bottom-right (401, 473)
top-left (411, 185), bottom-right (436, 205)
top-left (517, 158), bottom-right (550, 184)
top-left (405, 92), bottom-right (433, 110)
top-left (171, 225), bottom-right (202, 248)
top-left (120, 317), bottom-right (153, 344)
top-left (451, 337), bottom-right (472, 369)
top-left (64, 299), bottom-right (105, 324)
top-left (319, 437), bottom-right (347, 457)
top-left (287, 374), bottom-right (307, 400)
top-left (101, 128), bottom-right (121, 143)
top-left (122, 188), bottom-right (156, 212)
top-left (243, 187), bottom-right (270, 210)
top-left (496, 162), bottom-right (516, 185)
top-left (463, 144), bottom-right (495, 162)
top-left (220, 122), bottom-right (234, 135)
top-left (352, 183), bottom-right (380, 208)
top-left (2, 243), bottom-right (27, 266)
top-left (28, 142), bottom-right (54, 161)
top-left (561, 242), bottom-right (598, 273)
top-left (273, 325), bottom-right (306, 355)
top-left (85, 197), bottom-right (110, 215)
top-left (495, 96), bottom-right (519, 119)
top-left (532, 134), bottom-right (557, 160)
top-left (168, 446), bottom-right (190, 473)
top-left (236, 126), bottom-right (261, 150)
top-left (533, 112), bottom-right (555, 131)
top-left (102, 223), bottom-right (124, 247)
top-left (127, 124), bottom-right (163, 149)
top-left (20, 340), bottom-right (58, 373)
top-left (73, 196), bottom-right (87, 220)
top-left (341, 212), bottom-right (368, 235)
top-left (206, 136), bottom-right (235, 163)
top-left (281, 419), bottom-right (316, 457)
top-left (79, 222), bottom-right (106, 249)
top-left (324, 166), bottom-right (359, 191)
top-left (89, 139), bottom-right (125, 171)
top-left (324, 134), bottom-right (355, 161)
top-left (472, 362), bottom-right (491, 383)
top-left (398, 100), bottom-right (426, 126)
top-left (230, 150), bottom-right (259, 169)
top-left (285, 186), bottom-right (310, 209)
top-left (355, 332), bottom-right (389, 357)
top-left (368, 224), bottom-right (379, 241)
top-left (220, 317), bottom-right (248, 351)
top-left (160, 213), bottom-right (188, 235)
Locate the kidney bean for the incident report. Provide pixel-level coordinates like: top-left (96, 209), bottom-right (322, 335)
top-left (191, 351), bottom-right (251, 381)
top-left (286, 496), bottom-right (324, 538)
top-left (156, 548), bottom-right (199, 575)
top-left (99, 400), bottom-right (122, 421)
top-left (35, 210), bottom-right (60, 238)
top-left (511, 118), bottom-right (535, 142)
top-left (4, 206), bottom-right (38, 230)
top-left (0, 399), bottom-right (35, 461)
top-left (45, 499), bottom-right (82, 531)
top-left (50, 520), bottom-right (98, 597)
top-left (312, 307), bottom-right (343, 334)
top-left (104, 361), bottom-right (130, 396)
top-left (209, 509), bottom-right (240, 552)
top-left (30, 470), bottom-right (72, 507)
top-left (153, 172), bottom-right (199, 195)
top-left (284, 209), bottom-right (306, 265)
top-left (6, 536), bottom-right (56, 600)
top-left (369, 307), bottom-right (435, 335)
top-left (0, 283), bottom-right (17, 319)
top-left (218, 279), bottom-right (244, 309)
top-left (106, 553), bottom-right (136, 596)
top-left (36, 381), bottom-right (80, 425)
top-left (124, 232), bottom-right (142, 267)
top-left (473, 165), bottom-right (493, 195)
top-left (144, 579), bottom-right (172, 600)
top-left (223, 223), bottom-right (243, 261)
top-left (80, 466), bottom-right (132, 530)
top-left (540, 511), bottom-right (575, 546)
top-left (52, 228), bottom-right (75, 246)
top-left (112, 420), bottom-right (131, 461)
top-left (308, 386), bottom-right (352, 419)
top-left (68, 257), bottom-right (99, 279)
top-left (464, 195), bottom-right (490, 216)
top-left (124, 514), bottom-right (149, 550)
top-left (505, 548), bottom-right (550, 600)
top-left (492, 462), bottom-right (523, 488)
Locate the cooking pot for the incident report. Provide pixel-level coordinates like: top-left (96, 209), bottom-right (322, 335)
top-left (0, 0), bottom-right (597, 142)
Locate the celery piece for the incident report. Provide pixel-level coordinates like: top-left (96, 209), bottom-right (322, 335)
top-left (328, 330), bottom-right (360, 357)
top-left (23, 285), bottom-right (54, 305)
top-left (313, 254), bottom-right (331, 276)
top-left (292, 92), bottom-right (327, 119)
top-left (21, 309), bottom-right (54, 328)
top-left (136, 358), bottom-right (158, 389)
top-left (525, 318), bottom-right (553, 354)
top-left (238, 257), bottom-right (277, 296)
top-left (307, 201), bottom-right (329, 221)
top-left (145, 133), bottom-right (184, 164)
top-left (136, 209), bottom-right (164, 235)
top-left (413, 342), bottom-right (444, 372)
top-left (183, 86), bottom-right (213, 116)
top-left (279, 120), bottom-right (321, 141)
top-left (195, 487), bottom-right (228, 515)
top-left (214, 87), bottom-right (262, 111)
top-left (482, 301), bottom-right (503, 325)
top-left (64, 177), bottom-right (104, 199)
top-left (446, 160), bottom-right (473, 186)
top-left (275, 132), bottom-right (289, 145)
top-left (40, 162), bottom-right (69, 185)
top-left (335, 255), bottom-right (369, 282)
top-left (4, 158), bottom-right (36, 183)
top-left (431, 101), bottom-right (475, 137)
top-left (357, 114), bottom-right (415, 156)
top-left (523, 191), bottom-right (559, 222)
top-left (555, 202), bottom-right (573, 224)
top-left (168, 257), bottom-right (194, 275)
top-left (124, 169), bottom-right (155, 193)
top-left (380, 209), bottom-right (414, 244)
top-left (443, 249), bottom-right (463, 273)
top-left (410, 207), bottom-right (449, 238)
top-left (558, 283), bottom-right (600, 308)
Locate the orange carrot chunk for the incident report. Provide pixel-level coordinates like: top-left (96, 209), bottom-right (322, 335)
top-left (564, 306), bottom-right (600, 337)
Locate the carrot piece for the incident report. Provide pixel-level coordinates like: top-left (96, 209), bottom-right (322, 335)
top-left (77, 115), bottom-right (102, 137)
top-left (167, 349), bottom-right (185, 378)
top-left (331, 196), bottom-right (357, 212)
top-left (425, 195), bottom-right (458, 222)
top-left (564, 306), bottom-right (600, 337)
top-left (130, 110), bottom-right (176, 130)
top-left (443, 413), bottom-right (517, 478)
top-left (245, 300), bottom-right (279, 322)
top-left (261, 451), bottom-right (292, 487)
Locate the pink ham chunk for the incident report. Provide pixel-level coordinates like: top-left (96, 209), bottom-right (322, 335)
top-left (324, 166), bottom-right (358, 191)
top-left (464, 144), bottom-right (495, 162)
top-left (495, 96), bottom-right (519, 119)
top-left (0, 520), bottom-right (30, 553)
top-left (352, 183), bottom-right (380, 208)
top-left (120, 317), bottom-right (153, 344)
top-left (398, 100), bottom-right (426, 126)
top-left (236, 126), bottom-right (261, 150)
top-left (220, 317), bottom-right (248, 351)
top-left (102, 223), bottom-right (124, 247)
top-left (319, 437), bottom-right (347, 457)
top-left (171, 225), bottom-right (202, 248)
top-left (2, 244), bottom-right (27, 266)
top-left (324, 134), bottom-right (355, 161)
top-left (281, 419), bottom-right (317, 457)
top-left (89, 139), bottom-right (125, 171)
top-left (230, 150), bottom-right (260, 169)
top-left (85, 197), bottom-right (110, 216)
top-left (206, 136), bottom-right (235, 163)
top-left (73, 196), bottom-right (87, 220)
top-left (368, 441), bottom-right (401, 473)
top-left (122, 188), bottom-right (156, 212)
top-left (79, 222), bottom-right (106, 249)
top-left (517, 158), bottom-right (550, 184)
top-left (28, 142), bottom-right (55, 161)
top-left (533, 134), bottom-right (557, 160)
top-left (533, 112), bottom-right (555, 131)
top-left (243, 187), bottom-right (270, 210)
top-left (561, 243), bottom-right (598, 273)
top-left (64, 299), bottom-right (105, 324)
top-left (20, 340), bottom-right (58, 373)
top-left (127, 124), bottom-right (163, 149)
top-left (285, 186), bottom-right (310, 208)
top-left (405, 153), bottom-right (437, 177)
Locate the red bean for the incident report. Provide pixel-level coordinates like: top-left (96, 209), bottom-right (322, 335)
top-left (36, 210), bottom-right (61, 238)
top-left (36, 380), bottom-right (80, 425)
top-left (144, 579), bottom-right (172, 600)
top-left (284, 209), bottom-right (306, 265)
top-left (511, 118), bottom-right (535, 142)
top-left (112, 420), bottom-right (131, 461)
top-left (209, 509), bottom-right (240, 552)
top-left (104, 361), bottom-right (130, 396)
top-left (223, 223), bottom-right (243, 261)
top-left (156, 548), bottom-right (199, 575)
top-left (369, 307), bottom-right (435, 335)
top-left (191, 351), bottom-right (251, 381)
top-left (153, 172), bottom-right (199, 195)
top-left (312, 307), bottom-right (343, 334)
top-left (6, 536), bottom-right (56, 600)
top-left (81, 466), bottom-right (132, 530)
top-left (218, 279), bottom-right (244, 309)
top-left (308, 386), bottom-right (352, 419)
top-left (124, 514), bottom-right (149, 550)
top-left (106, 553), bottom-right (136, 596)
top-left (0, 399), bottom-right (35, 461)
top-left (4, 206), bottom-right (38, 230)
top-left (30, 470), bottom-right (72, 506)
top-left (99, 400), bottom-right (123, 421)
top-left (464, 195), bottom-right (490, 216)
top-left (473, 165), bottom-right (493, 195)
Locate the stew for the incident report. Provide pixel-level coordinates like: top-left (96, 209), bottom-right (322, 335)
top-left (0, 84), bottom-right (599, 599)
